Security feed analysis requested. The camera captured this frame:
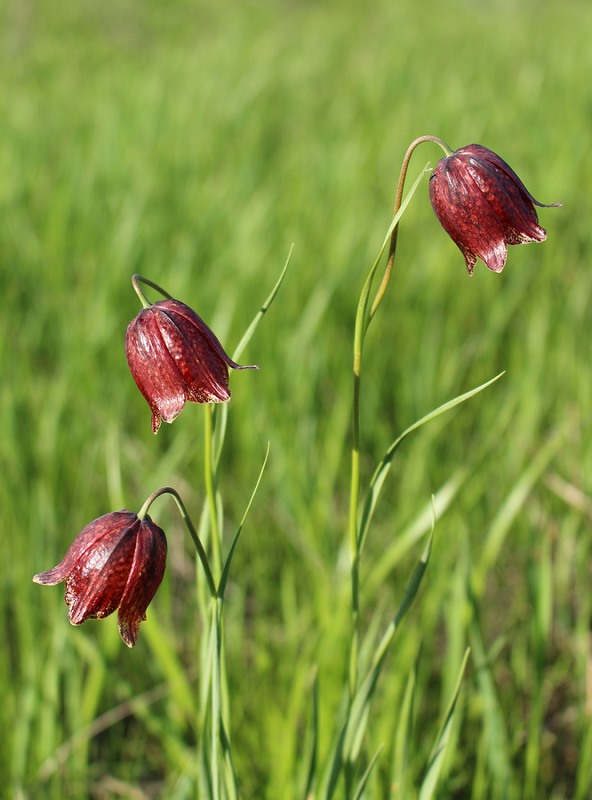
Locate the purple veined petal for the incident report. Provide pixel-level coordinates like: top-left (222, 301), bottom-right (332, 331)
top-left (126, 309), bottom-right (188, 432)
top-left (461, 144), bottom-right (560, 209)
top-left (65, 521), bottom-right (140, 626)
top-left (431, 157), bottom-right (508, 274)
top-left (464, 158), bottom-right (548, 245)
top-left (154, 306), bottom-right (231, 403)
top-left (117, 517), bottom-right (167, 647)
top-left (33, 512), bottom-right (137, 586)
top-left (157, 300), bottom-right (258, 372)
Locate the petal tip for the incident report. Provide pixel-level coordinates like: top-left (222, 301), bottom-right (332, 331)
top-left (32, 569), bottom-right (62, 585)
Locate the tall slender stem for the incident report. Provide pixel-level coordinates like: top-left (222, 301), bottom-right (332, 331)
top-left (347, 134), bottom-right (452, 703)
top-left (369, 135), bottom-right (452, 320)
top-left (204, 404), bottom-right (223, 582)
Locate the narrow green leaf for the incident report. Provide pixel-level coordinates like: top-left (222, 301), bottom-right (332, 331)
top-left (352, 744), bottom-right (384, 800)
top-left (302, 669), bottom-right (319, 800)
top-left (358, 373), bottom-right (504, 554)
top-left (354, 165), bottom-right (431, 348)
top-left (418, 648), bottom-right (470, 800)
top-left (343, 535), bottom-right (433, 763)
top-left (218, 443), bottom-right (270, 598)
top-left (468, 592), bottom-right (514, 789)
top-left (214, 246), bottom-right (291, 466)
top-left (367, 469), bottom-right (467, 592)
top-left (390, 664), bottom-right (417, 800)
top-left (232, 245), bottom-right (292, 363)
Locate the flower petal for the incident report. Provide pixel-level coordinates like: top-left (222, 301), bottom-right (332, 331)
top-left (33, 511), bottom-right (137, 586)
top-left (158, 300), bottom-right (257, 371)
top-left (117, 517), bottom-right (167, 647)
top-left (126, 310), bottom-right (187, 432)
top-left (66, 521), bottom-right (140, 625)
top-left (155, 302), bottom-right (232, 403)
top-left (431, 159), bottom-right (508, 274)
top-left (464, 156), bottom-right (547, 246)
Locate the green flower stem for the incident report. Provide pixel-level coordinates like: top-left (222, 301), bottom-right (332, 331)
top-left (369, 135), bottom-right (452, 320)
top-left (131, 273), bottom-right (175, 308)
top-left (138, 486), bottom-right (216, 598)
top-left (347, 134), bottom-right (452, 701)
top-left (204, 403), bottom-right (223, 582)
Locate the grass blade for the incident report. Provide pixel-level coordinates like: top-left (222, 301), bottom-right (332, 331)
top-left (218, 443), bottom-right (270, 598)
top-left (418, 648), bottom-right (471, 800)
top-left (343, 535), bottom-right (433, 763)
top-left (358, 373), bottom-right (504, 554)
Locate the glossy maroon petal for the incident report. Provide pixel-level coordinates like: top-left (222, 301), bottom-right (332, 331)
top-left (33, 512), bottom-right (138, 586)
top-left (462, 152), bottom-right (547, 244)
top-left (155, 303), bottom-right (231, 403)
top-left (117, 517), bottom-right (167, 647)
top-left (430, 158), bottom-right (507, 274)
top-left (66, 524), bottom-right (139, 625)
top-left (126, 309), bottom-right (187, 432)
top-left (33, 510), bottom-right (168, 646)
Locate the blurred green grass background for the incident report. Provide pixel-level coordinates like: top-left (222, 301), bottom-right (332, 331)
top-left (1, 0), bottom-right (591, 797)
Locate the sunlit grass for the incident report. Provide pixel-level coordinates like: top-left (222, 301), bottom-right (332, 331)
top-left (1, 0), bottom-right (591, 797)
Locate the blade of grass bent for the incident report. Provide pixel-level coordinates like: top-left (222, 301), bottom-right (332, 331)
top-left (367, 468), bottom-right (467, 592)
top-left (358, 372), bottom-right (504, 555)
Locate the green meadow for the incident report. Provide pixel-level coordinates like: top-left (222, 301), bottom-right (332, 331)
top-left (2, 0), bottom-right (591, 797)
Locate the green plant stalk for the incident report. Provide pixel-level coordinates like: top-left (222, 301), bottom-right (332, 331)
top-left (138, 486), bottom-right (216, 598)
top-left (131, 273), bottom-right (174, 307)
top-left (369, 135), bottom-right (452, 320)
top-left (347, 135), bottom-right (451, 700)
top-left (138, 484), bottom-right (221, 798)
top-left (204, 404), bottom-right (223, 582)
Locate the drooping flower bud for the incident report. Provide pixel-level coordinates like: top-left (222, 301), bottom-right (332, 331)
top-left (125, 299), bottom-right (258, 433)
top-left (429, 143), bottom-right (560, 275)
top-left (33, 511), bottom-right (167, 647)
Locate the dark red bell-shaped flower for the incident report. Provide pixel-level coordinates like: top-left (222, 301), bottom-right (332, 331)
top-left (33, 511), bottom-right (167, 647)
top-left (429, 143), bottom-right (559, 275)
top-left (126, 299), bottom-right (258, 433)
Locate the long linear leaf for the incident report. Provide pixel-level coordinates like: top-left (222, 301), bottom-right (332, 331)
top-left (232, 244), bottom-right (292, 362)
top-left (367, 469), bottom-right (467, 592)
top-left (302, 669), bottom-right (319, 800)
top-left (390, 663), bottom-right (417, 800)
top-left (352, 744), bottom-right (384, 800)
top-left (218, 443), bottom-right (270, 598)
top-left (343, 535), bottom-right (433, 763)
top-left (418, 648), bottom-right (471, 800)
top-left (358, 372), bottom-right (504, 554)
top-left (354, 165), bottom-right (431, 347)
top-left (214, 247), bottom-right (292, 466)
